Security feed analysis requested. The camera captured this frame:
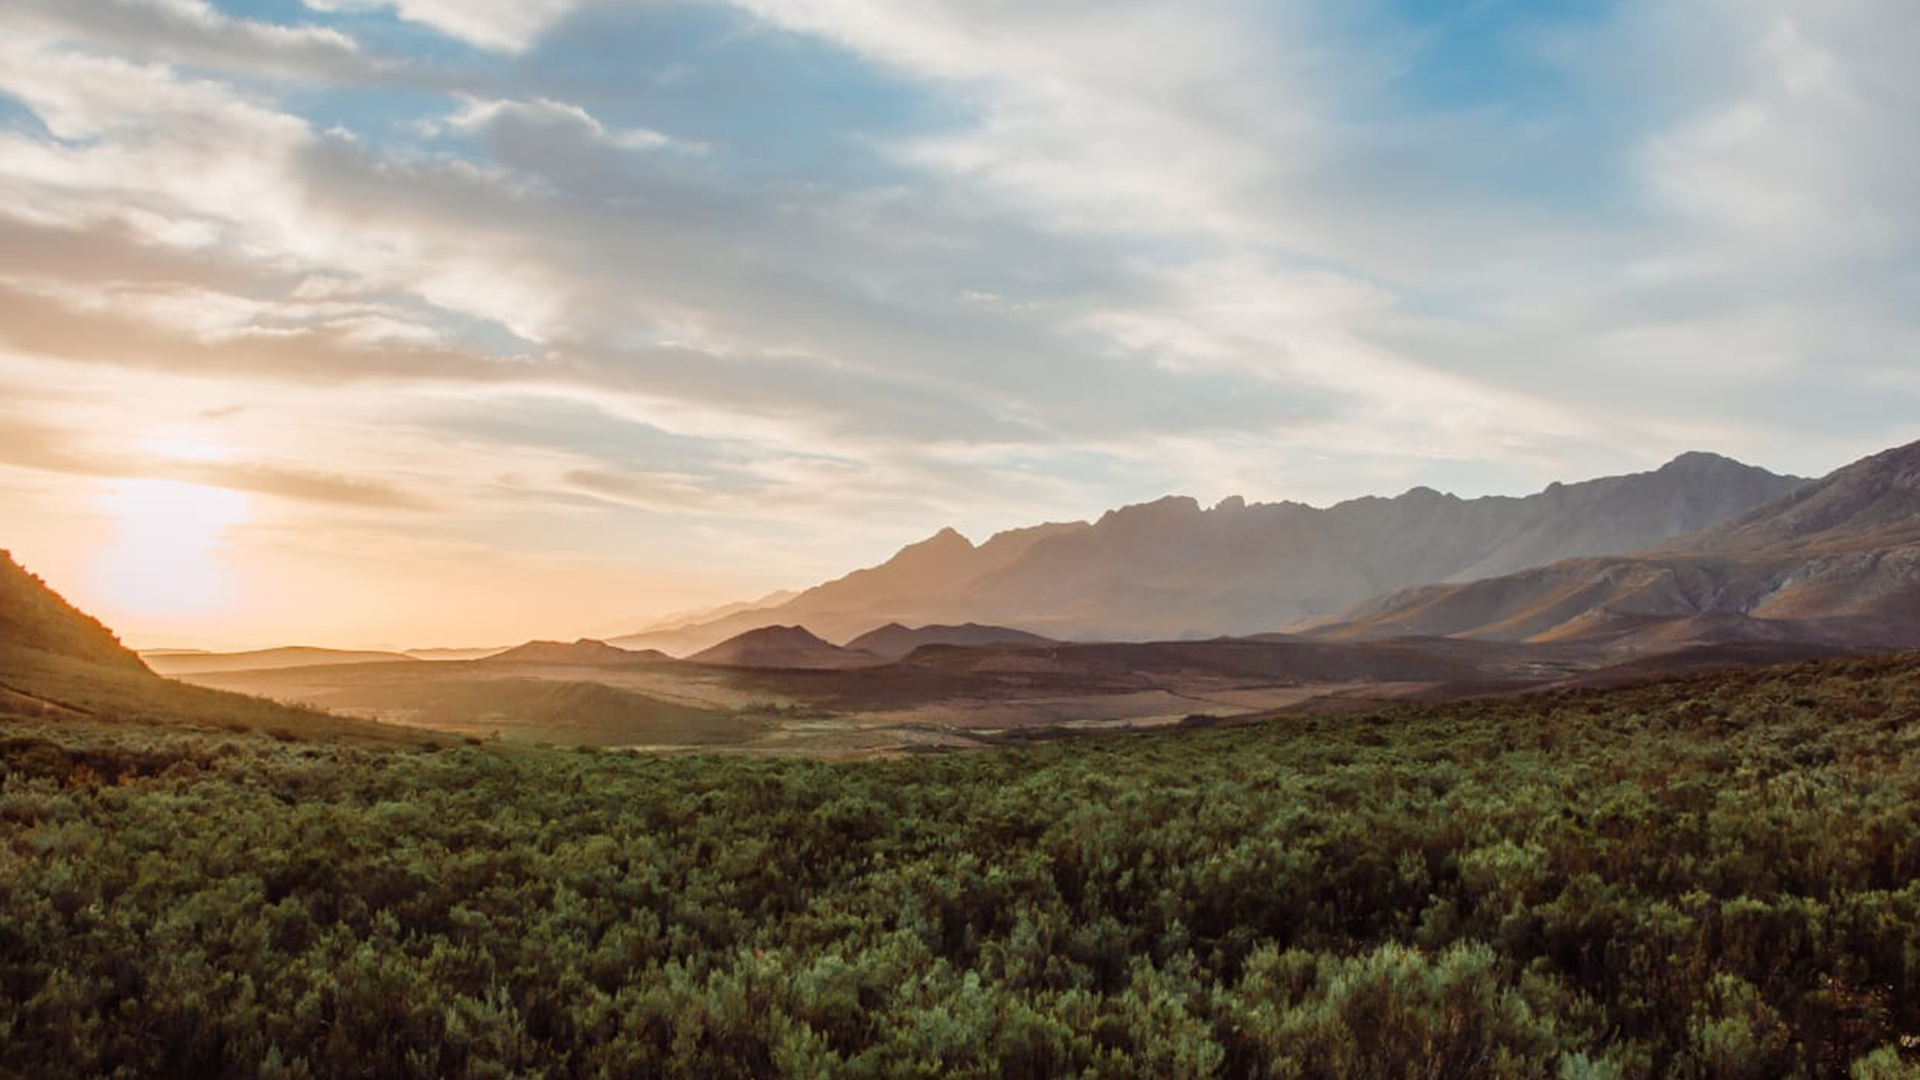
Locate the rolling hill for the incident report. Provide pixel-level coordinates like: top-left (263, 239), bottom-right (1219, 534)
top-left (1319, 438), bottom-right (1920, 650)
top-left (481, 638), bottom-right (664, 666)
top-left (0, 551), bottom-right (439, 745)
top-left (844, 622), bottom-right (1058, 662)
top-left (143, 646), bottom-right (414, 675)
top-left (612, 452), bottom-right (1806, 651)
top-left (687, 626), bottom-right (881, 669)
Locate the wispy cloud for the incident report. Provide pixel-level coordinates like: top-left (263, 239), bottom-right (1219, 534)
top-left (0, 0), bottom-right (1914, 644)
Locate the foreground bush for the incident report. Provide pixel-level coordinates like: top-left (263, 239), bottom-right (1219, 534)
top-left (4, 653), bottom-right (1920, 1078)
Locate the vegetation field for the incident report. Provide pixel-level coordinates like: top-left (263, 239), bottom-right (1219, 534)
top-left (4, 652), bottom-right (1920, 1078)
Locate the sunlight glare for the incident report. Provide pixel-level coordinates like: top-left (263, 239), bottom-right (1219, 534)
top-left (94, 480), bottom-right (252, 621)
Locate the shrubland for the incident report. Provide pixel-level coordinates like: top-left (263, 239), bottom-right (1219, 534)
top-left (4, 653), bottom-right (1920, 1078)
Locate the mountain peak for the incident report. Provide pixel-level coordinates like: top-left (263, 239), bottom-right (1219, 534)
top-left (689, 624), bottom-right (874, 669)
top-left (1098, 495), bottom-right (1203, 527)
top-left (1657, 450), bottom-right (1742, 474)
top-left (904, 526), bottom-right (974, 555)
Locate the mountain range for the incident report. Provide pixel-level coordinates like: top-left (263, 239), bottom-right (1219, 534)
top-left (612, 452), bottom-right (1809, 653)
top-left (1317, 440), bottom-right (1920, 650)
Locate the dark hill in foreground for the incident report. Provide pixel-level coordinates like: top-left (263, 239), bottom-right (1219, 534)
top-left (0, 551), bottom-right (146, 672)
top-left (0, 551), bottom-right (439, 747)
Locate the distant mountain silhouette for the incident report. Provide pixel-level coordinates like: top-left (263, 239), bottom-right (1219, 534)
top-left (602, 589), bottom-right (802, 641)
top-left (483, 639), bottom-right (663, 666)
top-left (405, 646), bottom-right (510, 661)
top-left (687, 626), bottom-right (879, 669)
top-left (1319, 439), bottom-right (1920, 649)
top-left (845, 622), bottom-right (1059, 662)
top-left (145, 646), bottom-right (413, 676)
top-left (613, 453), bottom-right (1806, 651)
top-left (0, 551), bottom-right (146, 671)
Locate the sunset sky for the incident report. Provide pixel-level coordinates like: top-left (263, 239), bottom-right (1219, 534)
top-left (1, 0), bottom-right (1915, 648)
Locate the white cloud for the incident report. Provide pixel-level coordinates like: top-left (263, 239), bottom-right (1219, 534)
top-left (302, 0), bottom-right (581, 53)
top-left (0, 0), bottom-right (373, 82)
top-left (444, 94), bottom-right (671, 151)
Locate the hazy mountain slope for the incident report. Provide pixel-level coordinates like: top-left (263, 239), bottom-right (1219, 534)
top-left (404, 646), bottom-right (510, 661)
top-left (145, 646), bottom-right (413, 675)
top-left (601, 589), bottom-right (801, 640)
top-left (688, 626), bottom-right (879, 669)
top-left (482, 639), bottom-right (663, 666)
top-left (845, 623), bottom-right (1059, 662)
top-left (622, 453), bottom-right (1804, 650)
top-left (1322, 439), bottom-right (1920, 649)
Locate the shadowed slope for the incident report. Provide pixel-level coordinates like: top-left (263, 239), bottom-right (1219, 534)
top-left (1, 551), bottom-right (147, 672)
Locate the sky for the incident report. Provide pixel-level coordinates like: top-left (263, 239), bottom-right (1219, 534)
top-left (1, 0), bottom-right (1916, 649)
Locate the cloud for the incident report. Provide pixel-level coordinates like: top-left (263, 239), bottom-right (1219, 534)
top-left (0, 403), bottom-right (429, 510)
top-left (1, 0), bottom-right (1916, 643)
top-left (191, 463), bottom-right (433, 509)
top-left (444, 95), bottom-right (672, 151)
top-left (0, 0), bottom-right (370, 81)
top-left (302, 0), bottom-right (582, 53)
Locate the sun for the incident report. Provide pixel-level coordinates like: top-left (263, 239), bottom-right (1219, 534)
top-left (94, 479), bottom-right (252, 622)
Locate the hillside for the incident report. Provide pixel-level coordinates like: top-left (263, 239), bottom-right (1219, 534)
top-left (144, 646), bottom-right (413, 675)
top-left (687, 625), bottom-right (880, 669)
top-left (481, 638), bottom-right (663, 666)
top-left (614, 453), bottom-right (1805, 650)
top-left (1322, 438), bottom-right (1920, 649)
top-left (0, 551), bottom-right (147, 671)
top-left (0, 553), bottom-right (440, 746)
top-left (845, 622), bottom-right (1058, 662)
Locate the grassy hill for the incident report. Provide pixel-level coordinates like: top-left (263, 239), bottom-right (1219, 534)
top-left (0, 551), bottom-right (440, 749)
top-left (4, 648), bottom-right (1919, 1077)
top-left (0, 550), bottom-right (146, 671)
